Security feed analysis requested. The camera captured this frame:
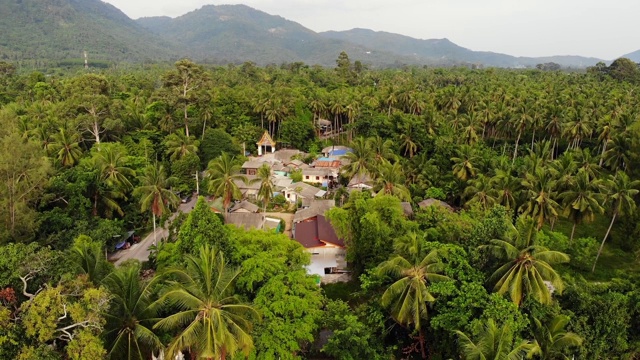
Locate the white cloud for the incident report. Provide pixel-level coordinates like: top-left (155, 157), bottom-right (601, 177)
top-left (104, 0), bottom-right (640, 59)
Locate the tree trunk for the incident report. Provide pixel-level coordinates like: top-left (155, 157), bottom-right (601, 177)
top-left (593, 212), bottom-right (617, 272)
top-left (184, 105), bottom-right (190, 137)
top-left (152, 212), bottom-right (157, 246)
top-left (512, 130), bottom-right (522, 166)
top-left (531, 128), bottom-right (536, 148)
top-left (201, 117), bottom-right (207, 141)
top-left (599, 141), bottom-right (607, 167)
top-left (570, 222), bottom-right (576, 243)
top-left (418, 329), bottom-right (427, 359)
top-left (93, 192), bottom-right (99, 216)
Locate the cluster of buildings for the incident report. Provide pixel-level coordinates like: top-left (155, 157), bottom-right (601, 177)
top-left (220, 132), bottom-right (453, 281)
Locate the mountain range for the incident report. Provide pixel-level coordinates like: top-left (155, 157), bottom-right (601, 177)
top-left (0, 0), bottom-right (633, 68)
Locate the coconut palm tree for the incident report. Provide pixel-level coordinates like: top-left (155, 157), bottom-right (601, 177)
top-left (377, 236), bottom-right (449, 359)
top-left (252, 163), bottom-right (274, 213)
top-left (452, 145), bottom-right (479, 182)
top-left (94, 144), bottom-right (136, 191)
top-left (133, 164), bottom-right (180, 245)
top-left (464, 174), bottom-right (498, 211)
top-left (593, 171), bottom-right (640, 272)
top-left (164, 129), bottom-right (199, 161)
top-left (50, 127), bottom-right (83, 167)
top-left (102, 263), bottom-right (163, 360)
top-left (341, 137), bottom-right (375, 180)
top-left (207, 153), bottom-right (248, 221)
top-left (368, 135), bottom-right (396, 164)
top-left (558, 169), bottom-right (604, 242)
top-left (375, 161), bottom-right (411, 201)
top-left (530, 315), bottom-right (583, 360)
top-left (455, 319), bottom-right (533, 360)
top-left (520, 168), bottom-right (560, 230)
top-left (87, 144), bottom-right (136, 217)
top-left (480, 216), bottom-right (569, 306)
top-left (154, 246), bottom-right (259, 360)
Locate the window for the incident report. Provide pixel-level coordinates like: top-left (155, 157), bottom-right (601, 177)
top-left (287, 193), bottom-right (290, 198)
top-left (305, 175), bottom-right (309, 180)
top-left (316, 176), bottom-right (320, 180)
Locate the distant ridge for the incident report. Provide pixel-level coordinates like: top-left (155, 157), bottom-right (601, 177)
top-left (319, 28), bottom-right (603, 68)
top-left (136, 4), bottom-right (414, 67)
top-left (0, 1), bottom-right (621, 68)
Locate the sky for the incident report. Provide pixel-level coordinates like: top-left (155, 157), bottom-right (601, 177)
top-left (102, 0), bottom-right (639, 60)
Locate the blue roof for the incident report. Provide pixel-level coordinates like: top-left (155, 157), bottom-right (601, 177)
top-left (318, 157), bottom-right (332, 161)
top-left (330, 149), bottom-right (349, 156)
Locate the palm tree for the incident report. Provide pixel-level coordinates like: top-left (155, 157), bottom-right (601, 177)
top-left (88, 145), bottom-right (136, 217)
top-left (252, 163), bottom-right (274, 214)
top-left (452, 145), bottom-right (479, 182)
top-left (603, 134), bottom-right (632, 171)
top-left (492, 170), bottom-right (521, 212)
top-left (133, 164), bottom-right (180, 245)
top-left (558, 169), bottom-right (604, 242)
top-left (512, 101), bottom-right (533, 165)
top-left (164, 129), bottom-right (199, 161)
top-left (377, 236), bottom-right (449, 359)
top-left (102, 263), bottom-right (163, 360)
top-left (341, 137), bottom-right (375, 180)
top-left (520, 168), bottom-right (560, 230)
top-left (368, 135), bottom-right (396, 164)
top-left (154, 246), bottom-right (259, 360)
top-left (480, 216), bottom-right (570, 306)
top-left (530, 315), bottom-right (583, 360)
top-left (94, 145), bottom-right (135, 191)
top-left (464, 174), bottom-right (498, 211)
top-left (593, 171), bottom-right (640, 272)
top-left (455, 319), bottom-right (533, 360)
top-left (69, 235), bottom-right (112, 285)
top-left (375, 161), bottom-right (411, 201)
top-left (207, 153), bottom-right (248, 221)
top-left (50, 127), bottom-right (83, 167)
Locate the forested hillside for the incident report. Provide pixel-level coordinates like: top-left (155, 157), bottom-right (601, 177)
top-left (1, 55), bottom-right (640, 359)
top-left (0, 0), bottom-right (177, 66)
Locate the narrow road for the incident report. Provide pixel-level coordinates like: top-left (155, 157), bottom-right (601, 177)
top-left (112, 197), bottom-right (198, 266)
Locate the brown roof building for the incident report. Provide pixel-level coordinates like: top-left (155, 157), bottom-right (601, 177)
top-left (293, 215), bottom-right (344, 249)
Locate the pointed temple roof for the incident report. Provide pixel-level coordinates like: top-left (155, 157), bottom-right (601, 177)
top-left (256, 131), bottom-right (276, 147)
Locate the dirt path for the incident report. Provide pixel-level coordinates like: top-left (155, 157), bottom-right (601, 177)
top-left (111, 197), bottom-right (198, 266)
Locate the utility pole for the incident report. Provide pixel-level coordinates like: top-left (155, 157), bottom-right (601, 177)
top-left (195, 171), bottom-right (200, 195)
top-left (84, 50), bottom-right (88, 69)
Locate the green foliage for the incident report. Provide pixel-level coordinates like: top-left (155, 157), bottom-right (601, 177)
top-left (321, 300), bottom-right (389, 360)
top-left (327, 192), bottom-right (417, 275)
top-left (69, 235), bottom-right (113, 284)
top-left (199, 128), bottom-right (241, 167)
top-left (228, 228), bottom-right (309, 295)
top-left (252, 270), bottom-right (324, 359)
top-left (175, 196), bottom-right (230, 259)
top-left (279, 115), bottom-right (316, 151)
top-left (154, 246), bottom-right (259, 359)
top-left (66, 330), bottom-right (107, 360)
top-left (559, 281), bottom-right (634, 358)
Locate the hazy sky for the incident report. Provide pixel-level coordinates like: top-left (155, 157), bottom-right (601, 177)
top-left (103, 0), bottom-right (638, 60)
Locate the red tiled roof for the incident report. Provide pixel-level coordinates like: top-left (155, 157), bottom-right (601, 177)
top-left (314, 160), bottom-right (341, 168)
